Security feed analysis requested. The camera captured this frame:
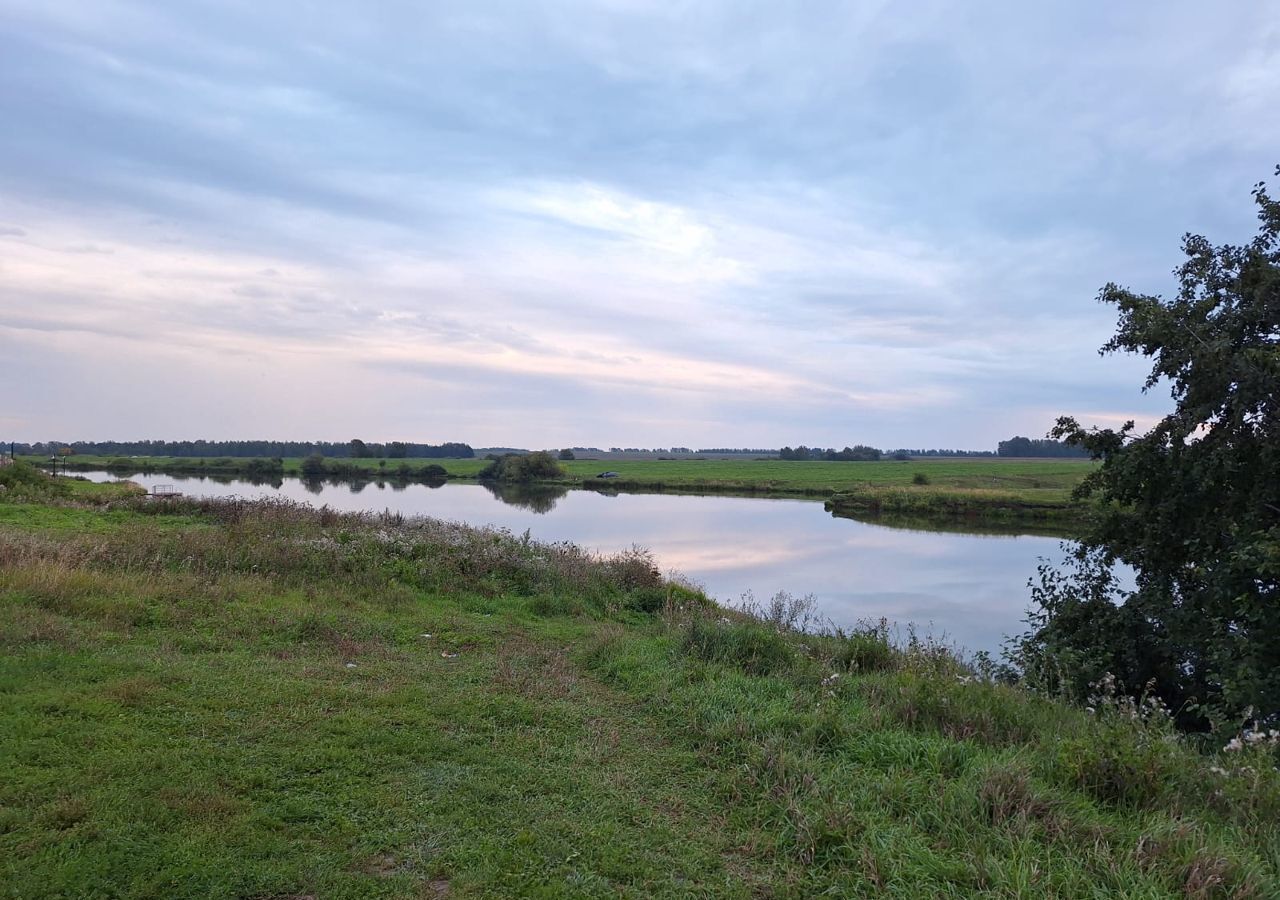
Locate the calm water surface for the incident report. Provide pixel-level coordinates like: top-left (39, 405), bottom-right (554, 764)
top-left (78, 471), bottom-right (1071, 655)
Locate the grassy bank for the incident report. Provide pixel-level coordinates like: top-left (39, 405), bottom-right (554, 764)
top-left (824, 485), bottom-right (1094, 536)
top-left (27, 455), bottom-right (1093, 530)
top-left (2, 470), bottom-right (1278, 897)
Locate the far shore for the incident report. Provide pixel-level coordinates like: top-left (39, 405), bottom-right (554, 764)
top-left (27, 454), bottom-right (1095, 535)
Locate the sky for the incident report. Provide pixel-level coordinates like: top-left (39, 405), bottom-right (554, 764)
top-left (1, 1), bottom-right (1277, 450)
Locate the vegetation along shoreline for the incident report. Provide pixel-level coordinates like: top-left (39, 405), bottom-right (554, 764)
top-left (22, 454), bottom-right (1096, 535)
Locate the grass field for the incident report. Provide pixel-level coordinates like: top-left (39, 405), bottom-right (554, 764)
top-left (29, 454), bottom-right (1092, 499)
top-left (561, 458), bottom-right (1091, 496)
top-left (2, 469), bottom-right (1278, 897)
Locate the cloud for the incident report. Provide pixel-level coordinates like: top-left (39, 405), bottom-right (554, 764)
top-left (1, 0), bottom-right (1272, 446)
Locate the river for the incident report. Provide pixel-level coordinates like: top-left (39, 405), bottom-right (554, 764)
top-left (76, 470), bottom-right (1072, 656)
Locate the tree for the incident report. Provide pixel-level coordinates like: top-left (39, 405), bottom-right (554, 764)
top-left (300, 453), bottom-right (327, 477)
top-left (997, 436), bottom-right (1087, 458)
top-left (1013, 168), bottom-right (1280, 727)
top-left (558, 448), bottom-right (575, 461)
top-left (478, 451), bottom-right (564, 482)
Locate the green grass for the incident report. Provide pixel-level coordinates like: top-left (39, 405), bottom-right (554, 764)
top-left (26, 454), bottom-right (1091, 493)
top-left (2, 487), bottom-right (1277, 897)
top-left (557, 457), bottom-right (1092, 497)
top-left (823, 484), bottom-right (1094, 536)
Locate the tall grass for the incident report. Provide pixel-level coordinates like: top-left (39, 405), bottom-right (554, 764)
top-left (4, 495), bottom-right (679, 620)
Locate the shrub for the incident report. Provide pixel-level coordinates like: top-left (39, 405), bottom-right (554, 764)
top-left (478, 452), bottom-right (564, 482)
top-left (912, 472), bottom-right (930, 485)
top-left (244, 458), bottom-right (283, 477)
top-left (0, 462), bottom-right (51, 489)
top-left (300, 454), bottom-right (327, 476)
top-left (0, 462), bottom-right (68, 500)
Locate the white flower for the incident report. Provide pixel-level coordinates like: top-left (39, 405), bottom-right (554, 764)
top-left (1225, 738), bottom-right (1244, 752)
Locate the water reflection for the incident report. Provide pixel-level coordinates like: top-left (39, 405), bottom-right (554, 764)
top-left (74, 470), bottom-right (1069, 655)
top-left (829, 509), bottom-right (1076, 540)
top-left (481, 481), bottom-right (571, 513)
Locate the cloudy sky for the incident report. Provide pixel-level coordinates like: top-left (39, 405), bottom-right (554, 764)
top-left (1, 1), bottom-right (1276, 449)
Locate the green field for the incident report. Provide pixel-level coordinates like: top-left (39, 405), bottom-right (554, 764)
top-left (563, 457), bottom-right (1090, 495)
top-left (30, 454), bottom-right (1092, 498)
top-left (2, 471), bottom-right (1278, 897)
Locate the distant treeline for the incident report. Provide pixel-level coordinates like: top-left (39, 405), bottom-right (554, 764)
top-left (9, 439), bottom-right (475, 459)
top-left (3, 436), bottom-right (1086, 461)
top-left (886, 448), bottom-right (997, 458)
top-left (996, 437), bottom-right (1089, 458)
top-left (300, 455), bottom-right (447, 479)
top-left (778, 445), bottom-right (882, 461)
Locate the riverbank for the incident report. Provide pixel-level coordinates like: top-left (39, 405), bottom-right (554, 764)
top-left (3, 473), bottom-right (1277, 897)
top-left (27, 455), bottom-right (1094, 532)
top-left (824, 485), bottom-right (1094, 533)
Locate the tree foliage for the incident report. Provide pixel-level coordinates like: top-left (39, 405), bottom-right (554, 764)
top-left (478, 451), bottom-right (565, 482)
top-left (1013, 169), bottom-right (1280, 727)
top-left (996, 436), bottom-right (1088, 458)
top-left (5, 439), bottom-right (474, 459)
top-left (778, 445), bottom-right (881, 461)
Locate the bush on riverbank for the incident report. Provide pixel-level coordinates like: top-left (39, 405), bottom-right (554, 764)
top-left (0, 461), bottom-right (70, 500)
top-left (477, 450), bottom-right (564, 482)
top-left (2, 495), bottom-right (1278, 896)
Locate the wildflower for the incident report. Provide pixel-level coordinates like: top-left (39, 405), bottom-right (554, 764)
top-left (1225, 738), bottom-right (1243, 752)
